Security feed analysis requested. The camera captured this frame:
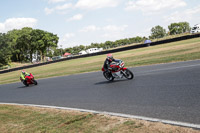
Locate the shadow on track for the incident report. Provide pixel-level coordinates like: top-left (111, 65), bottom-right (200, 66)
top-left (95, 79), bottom-right (130, 85)
top-left (17, 85), bottom-right (37, 89)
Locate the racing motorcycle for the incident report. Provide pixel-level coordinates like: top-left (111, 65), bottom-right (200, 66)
top-left (20, 73), bottom-right (38, 86)
top-left (102, 59), bottom-right (134, 81)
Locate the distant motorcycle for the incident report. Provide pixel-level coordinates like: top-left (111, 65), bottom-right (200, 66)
top-left (20, 73), bottom-right (38, 86)
top-left (102, 59), bottom-right (134, 81)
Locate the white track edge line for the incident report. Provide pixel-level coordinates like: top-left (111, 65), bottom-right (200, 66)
top-left (0, 102), bottom-right (199, 129)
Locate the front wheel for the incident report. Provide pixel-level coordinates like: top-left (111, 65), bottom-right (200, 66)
top-left (123, 69), bottom-right (134, 79)
top-left (32, 79), bottom-right (38, 85)
top-left (103, 71), bottom-right (114, 81)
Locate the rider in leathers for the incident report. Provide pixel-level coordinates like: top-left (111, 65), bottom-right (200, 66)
top-left (20, 70), bottom-right (30, 85)
top-left (103, 53), bottom-right (115, 73)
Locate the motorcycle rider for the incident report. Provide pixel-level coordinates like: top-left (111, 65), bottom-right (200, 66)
top-left (103, 53), bottom-right (116, 73)
top-left (20, 70), bottom-right (30, 85)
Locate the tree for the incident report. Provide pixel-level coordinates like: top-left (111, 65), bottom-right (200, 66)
top-left (79, 45), bottom-right (86, 51)
top-left (2, 27), bottom-right (59, 63)
top-left (31, 29), bottom-right (59, 61)
top-left (104, 41), bottom-right (113, 49)
top-left (131, 36), bottom-right (144, 43)
top-left (72, 46), bottom-right (81, 54)
top-left (149, 25), bottom-right (166, 39)
top-left (6, 29), bottom-right (22, 62)
top-left (168, 22), bottom-right (190, 35)
top-left (65, 47), bottom-right (73, 54)
top-left (53, 48), bottom-right (63, 56)
top-left (16, 27), bottom-right (34, 62)
top-left (0, 33), bottom-right (11, 67)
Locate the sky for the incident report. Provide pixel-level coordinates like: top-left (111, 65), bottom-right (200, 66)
top-left (0, 0), bottom-right (200, 48)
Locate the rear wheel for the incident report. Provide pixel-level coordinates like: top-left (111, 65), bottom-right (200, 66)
top-left (123, 69), bottom-right (134, 79)
top-left (23, 81), bottom-right (29, 86)
top-left (103, 71), bottom-right (114, 81)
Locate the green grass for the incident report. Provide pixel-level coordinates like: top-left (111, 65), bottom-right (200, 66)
top-left (0, 37), bottom-right (200, 84)
top-left (0, 105), bottom-right (94, 132)
top-left (0, 105), bottom-right (199, 133)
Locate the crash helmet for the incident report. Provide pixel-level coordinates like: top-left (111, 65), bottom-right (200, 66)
top-left (107, 53), bottom-right (113, 61)
top-left (22, 70), bottom-right (26, 75)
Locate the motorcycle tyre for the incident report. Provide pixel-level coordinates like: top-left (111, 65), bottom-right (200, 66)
top-left (103, 71), bottom-right (114, 81)
top-left (123, 69), bottom-right (134, 79)
top-left (23, 81), bottom-right (29, 87)
top-left (32, 79), bottom-right (38, 85)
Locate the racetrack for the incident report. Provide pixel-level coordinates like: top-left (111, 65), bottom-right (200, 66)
top-left (0, 60), bottom-right (200, 126)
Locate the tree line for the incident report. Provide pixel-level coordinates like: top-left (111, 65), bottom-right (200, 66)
top-left (59, 22), bottom-right (191, 55)
top-left (0, 21), bottom-right (191, 67)
top-left (0, 27), bottom-right (59, 67)
top-left (149, 22), bottom-right (190, 39)
top-left (55, 36), bottom-right (147, 56)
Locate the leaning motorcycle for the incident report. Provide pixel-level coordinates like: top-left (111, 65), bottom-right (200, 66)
top-left (102, 59), bottom-right (134, 81)
top-left (20, 73), bottom-right (38, 86)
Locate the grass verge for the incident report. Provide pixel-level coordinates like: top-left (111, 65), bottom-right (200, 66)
top-left (0, 37), bottom-right (200, 84)
top-left (0, 104), bottom-right (199, 133)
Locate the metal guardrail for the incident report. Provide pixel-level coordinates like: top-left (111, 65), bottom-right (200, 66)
top-left (0, 33), bottom-right (200, 74)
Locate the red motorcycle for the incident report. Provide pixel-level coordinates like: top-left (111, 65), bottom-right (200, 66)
top-left (20, 73), bottom-right (38, 86)
top-left (102, 59), bottom-right (134, 81)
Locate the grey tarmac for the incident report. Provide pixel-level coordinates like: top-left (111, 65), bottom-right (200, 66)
top-left (0, 60), bottom-right (200, 126)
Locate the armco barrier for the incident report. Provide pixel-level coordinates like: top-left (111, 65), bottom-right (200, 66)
top-left (0, 33), bottom-right (200, 74)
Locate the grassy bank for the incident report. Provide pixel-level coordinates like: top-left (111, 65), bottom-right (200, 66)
top-left (0, 104), bottom-right (199, 133)
top-left (0, 37), bottom-right (200, 84)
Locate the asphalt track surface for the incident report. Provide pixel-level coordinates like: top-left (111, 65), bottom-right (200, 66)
top-left (0, 60), bottom-right (200, 126)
